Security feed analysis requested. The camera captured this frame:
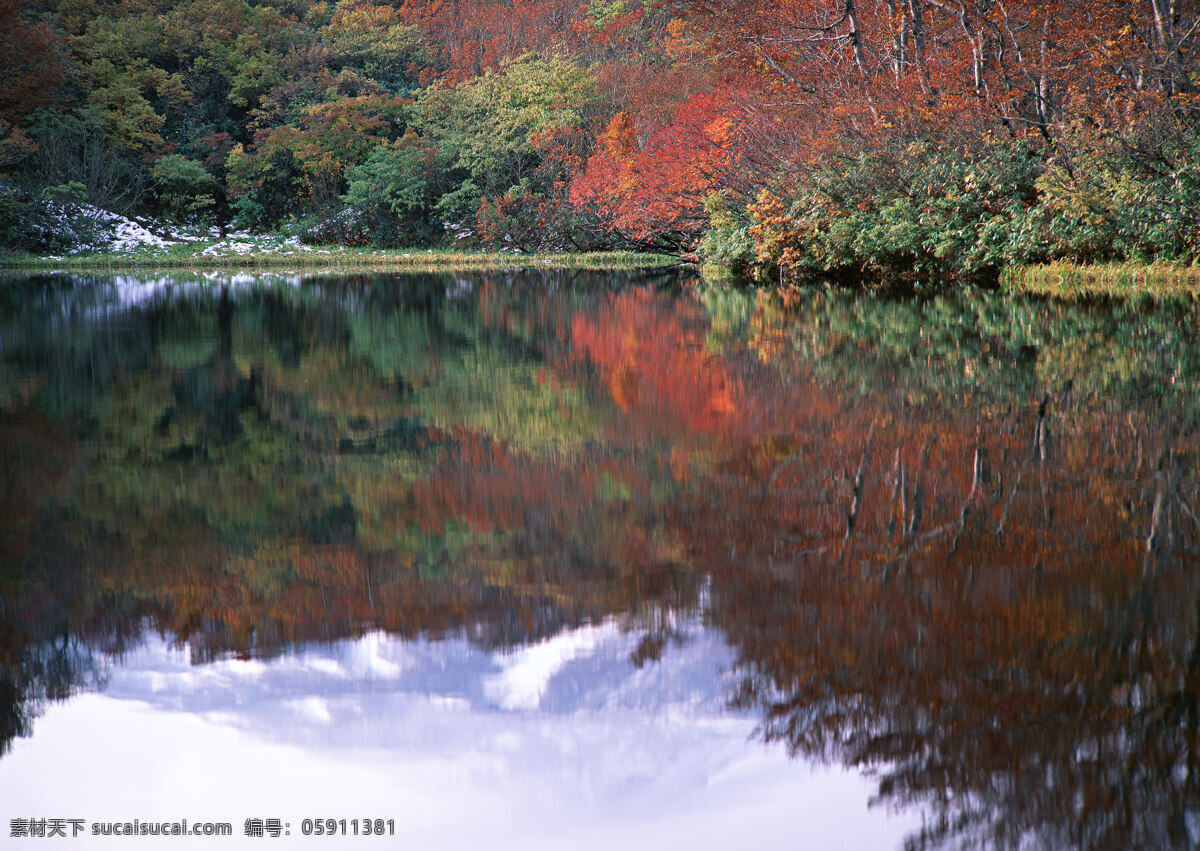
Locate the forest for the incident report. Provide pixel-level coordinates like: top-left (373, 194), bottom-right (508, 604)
top-left (1, 0), bottom-right (1198, 280)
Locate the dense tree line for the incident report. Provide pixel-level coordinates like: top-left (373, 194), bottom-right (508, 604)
top-left (0, 0), bottom-right (1198, 278)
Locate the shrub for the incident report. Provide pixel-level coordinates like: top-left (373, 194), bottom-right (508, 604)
top-left (725, 121), bottom-right (1200, 284)
top-left (342, 132), bottom-right (440, 245)
top-left (150, 154), bottom-right (217, 221)
top-left (695, 193), bottom-right (755, 275)
top-left (744, 133), bottom-right (1044, 282)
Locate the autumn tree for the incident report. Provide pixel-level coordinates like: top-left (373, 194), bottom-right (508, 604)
top-left (412, 53), bottom-right (601, 248)
top-left (0, 0), bottom-right (68, 128)
top-left (570, 88), bottom-right (743, 250)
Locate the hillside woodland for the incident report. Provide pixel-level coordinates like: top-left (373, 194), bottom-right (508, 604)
top-left (1, 0), bottom-right (1198, 279)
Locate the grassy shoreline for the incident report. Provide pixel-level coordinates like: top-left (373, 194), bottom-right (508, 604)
top-left (7, 239), bottom-right (1197, 301)
top-left (1000, 262), bottom-right (1200, 300)
top-left (0, 240), bottom-right (681, 274)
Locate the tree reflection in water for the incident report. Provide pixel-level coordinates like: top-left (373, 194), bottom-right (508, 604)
top-left (683, 287), bottom-right (1200, 850)
top-left (1, 273), bottom-right (1198, 848)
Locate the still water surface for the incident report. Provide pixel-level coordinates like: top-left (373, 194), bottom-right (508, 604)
top-left (1, 270), bottom-right (1199, 848)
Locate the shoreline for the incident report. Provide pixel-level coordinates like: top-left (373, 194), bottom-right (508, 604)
top-left (0, 248), bottom-right (681, 274)
top-left (6, 245), bottom-right (1198, 301)
top-left (999, 262), bottom-right (1200, 300)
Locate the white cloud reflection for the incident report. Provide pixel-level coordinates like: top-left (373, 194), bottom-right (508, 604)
top-left (0, 619), bottom-right (921, 849)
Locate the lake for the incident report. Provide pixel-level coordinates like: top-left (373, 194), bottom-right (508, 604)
top-left (1, 270), bottom-right (1198, 849)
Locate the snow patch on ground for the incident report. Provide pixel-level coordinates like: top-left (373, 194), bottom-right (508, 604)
top-left (32, 201), bottom-right (322, 258)
top-left (196, 233), bottom-right (339, 258)
top-left (37, 201), bottom-right (192, 253)
top-left (95, 212), bottom-right (174, 252)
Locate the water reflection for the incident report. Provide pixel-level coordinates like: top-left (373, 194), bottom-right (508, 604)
top-left (1, 272), bottom-right (1199, 848)
top-left (2, 628), bottom-right (912, 850)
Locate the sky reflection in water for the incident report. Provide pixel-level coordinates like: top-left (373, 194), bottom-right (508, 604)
top-left (1, 624), bottom-right (915, 849)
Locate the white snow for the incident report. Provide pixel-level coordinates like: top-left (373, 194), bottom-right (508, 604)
top-left (104, 214), bottom-right (174, 251)
top-left (31, 199), bottom-right (334, 259)
top-left (35, 200), bottom-right (185, 253)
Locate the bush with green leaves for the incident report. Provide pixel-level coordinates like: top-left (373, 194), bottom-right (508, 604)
top-left (0, 183), bottom-right (43, 250)
top-left (151, 154), bottom-right (217, 221)
top-left (414, 53), bottom-right (600, 244)
top-left (1026, 123), bottom-right (1200, 263)
top-left (695, 192), bottom-right (755, 275)
top-left (342, 131), bottom-right (440, 246)
top-left (0, 181), bottom-right (116, 252)
top-left (732, 122), bottom-right (1200, 283)
top-left (743, 133), bottom-right (1045, 282)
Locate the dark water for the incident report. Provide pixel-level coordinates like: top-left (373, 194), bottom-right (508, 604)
top-left (1, 271), bottom-right (1199, 849)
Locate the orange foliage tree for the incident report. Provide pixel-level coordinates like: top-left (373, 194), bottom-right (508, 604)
top-left (397, 0), bottom-right (581, 83)
top-left (569, 89), bottom-right (745, 249)
top-left (671, 0), bottom-right (1198, 139)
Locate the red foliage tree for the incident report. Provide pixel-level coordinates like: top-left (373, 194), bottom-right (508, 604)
top-left (0, 0), bottom-right (67, 126)
top-left (397, 0), bottom-right (580, 83)
top-left (569, 89), bottom-right (743, 249)
top-left (670, 0), bottom-right (1199, 143)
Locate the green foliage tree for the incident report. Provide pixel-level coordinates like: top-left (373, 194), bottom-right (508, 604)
top-left (342, 131), bottom-right (440, 245)
top-left (415, 53), bottom-right (597, 229)
top-left (319, 0), bottom-right (426, 95)
top-left (151, 153), bottom-right (218, 220)
top-left (80, 57), bottom-right (166, 152)
top-left (226, 93), bottom-right (407, 229)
